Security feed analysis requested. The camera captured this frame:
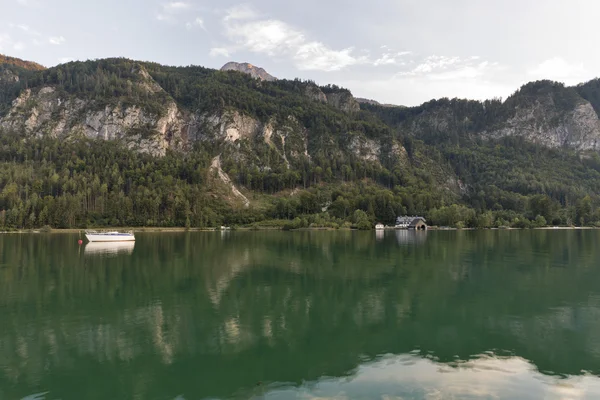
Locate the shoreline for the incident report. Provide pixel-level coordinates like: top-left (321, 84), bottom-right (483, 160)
top-left (0, 226), bottom-right (598, 234)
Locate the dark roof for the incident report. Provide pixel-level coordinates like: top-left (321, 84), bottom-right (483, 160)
top-left (409, 217), bottom-right (427, 227)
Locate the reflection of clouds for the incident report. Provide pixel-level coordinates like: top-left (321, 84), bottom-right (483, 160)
top-left (264, 354), bottom-right (600, 399)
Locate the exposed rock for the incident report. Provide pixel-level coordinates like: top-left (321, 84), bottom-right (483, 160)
top-left (326, 92), bottom-right (360, 113)
top-left (220, 62), bottom-right (276, 82)
top-left (349, 136), bottom-right (380, 162)
top-left (304, 84), bottom-right (327, 103)
top-left (210, 154), bottom-right (250, 208)
top-left (200, 111), bottom-right (261, 142)
top-left (484, 100), bottom-right (600, 151)
top-left (0, 69), bottom-right (19, 83)
top-left (0, 84), bottom-right (187, 156)
top-left (304, 84), bottom-right (360, 113)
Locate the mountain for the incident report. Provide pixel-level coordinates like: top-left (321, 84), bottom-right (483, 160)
top-left (220, 62), bottom-right (276, 81)
top-left (0, 55), bottom-right (600, 230)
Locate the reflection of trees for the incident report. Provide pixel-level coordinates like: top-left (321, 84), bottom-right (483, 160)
top-left (0, 231), bottom-right (600, 399)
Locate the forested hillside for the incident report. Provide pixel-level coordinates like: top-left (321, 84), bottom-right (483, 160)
top-left (0, 54), bottom-right (599, 229)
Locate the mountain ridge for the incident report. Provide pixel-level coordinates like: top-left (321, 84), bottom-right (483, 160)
top-left (1, 54), bottom-right (600, 229)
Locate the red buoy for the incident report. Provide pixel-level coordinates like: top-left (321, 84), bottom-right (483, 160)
top-left (78, 240), bottom-right (83, 245)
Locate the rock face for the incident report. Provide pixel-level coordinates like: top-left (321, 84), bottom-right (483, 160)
top-left (304, 83), bottom-right (360, 113)
top-left (0, 69), bottom-right (19, 83)
top-left (0, 69), bottom-right (188, 156)
top-left (326, 92), bottom-right (360, 113)
top-left (485, 101), bottom-right (600, 151)
top-left (220, 62), bottom-right (276, 82)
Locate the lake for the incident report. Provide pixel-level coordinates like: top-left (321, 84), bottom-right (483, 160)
top-left (1, 230), bottom-right (600, 399)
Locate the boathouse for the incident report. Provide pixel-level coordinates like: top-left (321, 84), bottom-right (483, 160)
top-left (395, 216), bottom-right (427, 230)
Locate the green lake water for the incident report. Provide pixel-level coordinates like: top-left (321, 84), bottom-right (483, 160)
top-left (1, 230), bottom-right (600, 399)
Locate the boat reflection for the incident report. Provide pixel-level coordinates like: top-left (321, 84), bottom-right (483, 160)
top-left (84, 241), bottom-right (135, 256)
top-left (395, 229), bottom-right (428, 245)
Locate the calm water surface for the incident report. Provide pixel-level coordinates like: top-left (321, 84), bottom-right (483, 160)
top-left (1, 230), bottom-right (600, 399)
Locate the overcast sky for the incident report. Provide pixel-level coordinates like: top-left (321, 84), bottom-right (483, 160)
top-left (1, 0), bottom-right (599, 105)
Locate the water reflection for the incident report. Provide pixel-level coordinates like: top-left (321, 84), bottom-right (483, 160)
top-left (395, 229), bottom-right (427, 245)
top-left (84, 241), bottom-right (135, 256)
top-left (258, 354), bottom-right (600, 400)
top-left (0, 231), bottom-right (600, 400)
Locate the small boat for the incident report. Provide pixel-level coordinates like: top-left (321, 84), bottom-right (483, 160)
top-left (85, 230), bottom-right (135, 242)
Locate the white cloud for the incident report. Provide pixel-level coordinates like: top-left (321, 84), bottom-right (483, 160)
top-left (395, 55), bottom-right (497, 81)
top-left (374, 51), bottom-right (412, 66)
top-left (209, 47), bottom-right (231, 58)
top-left (49, 36), bottom-right (66, 45)
top-left (163, 1), bottom-right (190, 11)
top-left (13, 42), bottom-right (25, 51)
top-left (157, 1), bottom-right (191, 22)
top-left (58, 57), bottom-right (75, 64)
top-left (8, 23), bottom-right (41, 37)
top-left (528, 57), bottom-right (589, 85)
top-left (213, 6), bottom-right (368, 71)
top-left (223, 4), bottom-right (258, 21)
top-left (186, 17), bottom-right (205, 30)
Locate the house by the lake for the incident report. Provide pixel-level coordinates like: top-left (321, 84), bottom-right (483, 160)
top-left (395, 216), bottom-right (427, 230)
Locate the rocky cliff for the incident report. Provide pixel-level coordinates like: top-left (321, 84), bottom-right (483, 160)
top-left (1, 67), bottom-right (188, 156)
top-left (2, 55), bottom-right (600, 161)
top-left (220, 62), bottom-right (276, 81)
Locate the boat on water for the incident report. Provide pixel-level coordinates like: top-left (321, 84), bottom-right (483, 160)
top-left (85, 230), bottom-right (135, 242)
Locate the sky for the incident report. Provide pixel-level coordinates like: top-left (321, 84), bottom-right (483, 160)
top-left (1, 0), bottom-right (599, 106)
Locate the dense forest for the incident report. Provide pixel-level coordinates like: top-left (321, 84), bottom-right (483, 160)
top-left (1, 55), bottom-right (600, 230)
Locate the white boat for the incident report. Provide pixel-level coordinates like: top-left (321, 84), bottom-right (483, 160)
top-left (85, 230), bottom-right (135, 242)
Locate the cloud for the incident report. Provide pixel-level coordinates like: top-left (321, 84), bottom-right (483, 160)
top-left (157, 1), bottom-right (191, 22)
top-left (164, 1), bottom-right (189, 10)
top-left (58, 57), bottom-right (75, 64)
top-left (209, 47), bottom-right (231, 58)
top-left (224, 4), bottom-right (258, 21)
top-left (528, 57), bottom-right (589, 85)
top-left (186, 17), bottom-right (205, 30)
top-left (49, 36), bottom-right (66, 45)
top-left (13, 42), bottom-right (25, 51)
top-left (395, 55), bottom-right (496, 81)
top-left (8, 23), bottom-right (41, 37)
top-left (213, 6), bottom-right (368, 71)
top-left (374, 51), bottom-right (412, 66)
top-left (339, 55), bottom-right (508, 106)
